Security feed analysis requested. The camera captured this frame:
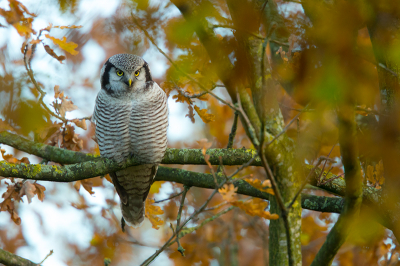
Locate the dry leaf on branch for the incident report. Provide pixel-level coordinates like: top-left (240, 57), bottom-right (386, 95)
top-left (72, 119), bottom-right (87, 130)
top-left (45, 34), bottom-right (79, 55)
top-left (194, 105), bottom-right (215, 123)
top-left (244, 178), bottom-right (274, 195)
top-left (145, 198), bottom-right (164, 230)
top-left (218, 184), bottom-right (238, 202)
top-left (232, 198), bottom-right (279, 220)
top-left (44, 45), bottom-right (66, 63)
top-left (58, 96), bottom-right (78, 118)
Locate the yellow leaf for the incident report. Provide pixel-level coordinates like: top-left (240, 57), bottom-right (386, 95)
top-left (244, 178), bottom-right (274, 195)
top-left (218, 184), bottom-right (238, 202)
top-left (45, 34), bottom-right (79, 55)
top-left (194, 105), bottom-right (215, 123)
top-left (232, 198), bottom-right (279, 220)
top-left (145, 198), bottom-right (164, 230)
top-left (54, 25), bottom-right (83, 29)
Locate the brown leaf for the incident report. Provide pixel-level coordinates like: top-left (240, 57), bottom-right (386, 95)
top-left (185, 105), bottom-right (195, 123)
top-left (72, 119), bottom-right (87, 130)
top-left (0, 119), bottom-right (14, 131)
top-left (44, 45), bottom-right (66, 63)
top-left (34, 183), bottom-right (46, 202)
top-left (19, 181), bottom-right (36, 203)
top-left (59, 96), bottom-right (78, 118)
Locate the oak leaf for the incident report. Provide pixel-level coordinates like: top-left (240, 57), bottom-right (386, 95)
top-left (54, 25), bottom-right (82, 29)
top-left (44, 45), bottom-right (66, 63)
top-left (45, 34), bottom-right (79, 55)
top-left (58, 96), bottom-right (78, 118)
top-left (72, 119), bottom-right (87, 130)
top-left (34, 183), bottom-right (46, 201)
top-left (218, 184), bottom-right (238, 202)
top-left (145, 198), bottom-right (164, 230)
top-left (232, 198), bottom-right (279, 220)
top-left (194, 105), bottom-right (215, 123)
top-left (19, 181), bottom-right (36, 203)
top-left (244, 178), bottom-right (274, 195)
top-left (185, 105), bottom-right (195, 123)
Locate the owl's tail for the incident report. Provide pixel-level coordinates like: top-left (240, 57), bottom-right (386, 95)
top-left (110, 164), bottom-right (157, 228)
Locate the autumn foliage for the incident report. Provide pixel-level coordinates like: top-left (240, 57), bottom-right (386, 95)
top-left (1, 0), bottom-right (400, 266)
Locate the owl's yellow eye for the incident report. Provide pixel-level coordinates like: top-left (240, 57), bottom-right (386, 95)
top-left (134, 70), bottom-right (140, 76)
top-left (116, 70), bottom-right (124, 76)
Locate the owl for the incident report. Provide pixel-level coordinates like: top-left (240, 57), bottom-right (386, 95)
top-left (92, 54), bottom-right (168, 228)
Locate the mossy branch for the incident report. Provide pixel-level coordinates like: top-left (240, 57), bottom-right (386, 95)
top-left (0, 248), bottom-right (38, 266)
top-left (0, 131), bottom-right (261, 166)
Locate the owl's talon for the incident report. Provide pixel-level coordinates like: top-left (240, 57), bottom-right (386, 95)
top-left (121, 217), bottom-right (126, 232)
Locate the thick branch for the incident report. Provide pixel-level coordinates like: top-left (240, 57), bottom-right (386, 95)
top-left (0, 248), bottom-right (38, 266)
top-left (0, 132), bottom-right (261, 166)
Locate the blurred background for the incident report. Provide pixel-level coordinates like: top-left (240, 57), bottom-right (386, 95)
top-left (0, 0), bottom-right (399, 265)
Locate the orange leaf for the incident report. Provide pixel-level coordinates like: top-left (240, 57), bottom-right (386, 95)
top-left (232, 198), bottom-right (279, 220)
top-left (145, 198), bottom-right (164, 230)
top-left (172, 93), bottom-right (191, 105)
top-left (45, 34), bottom-right (79, 55)
top-left (244, 178), bottom-right (274, 195)
top-left (194, 105), bottom-right (215, 123)
top-left (54, 25), bottom-right (83, 29)
top-left (218, 184), bottom-right (238, 202)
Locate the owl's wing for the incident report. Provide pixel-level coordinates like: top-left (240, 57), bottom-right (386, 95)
top-left (109, 172), bottom-right (128, 205)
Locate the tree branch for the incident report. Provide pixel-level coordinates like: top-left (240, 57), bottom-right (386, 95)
top-left (0, 131), bottom-right (261, 167)
top-left (0, 248), bottom-right (38, 266)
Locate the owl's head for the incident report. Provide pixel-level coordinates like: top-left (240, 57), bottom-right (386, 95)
top-left (100, 54), bottom-right (153, 97)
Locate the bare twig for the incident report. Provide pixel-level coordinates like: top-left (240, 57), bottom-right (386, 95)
top-left (227, 111), bottom-right (239, 149)
top-left (176, 185), bottom-right (190, 256)
top-left (38, 250), bottom-right (54, 265)
top-left (174, 84), bottom-right (224, 99)
top-left (154, 191), bottom-right (184, 204)
top-left (23, 44), bottom-right (65, 122)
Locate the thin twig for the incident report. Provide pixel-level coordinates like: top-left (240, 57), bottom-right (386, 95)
top-left (227, 111), bottom-right (239, 149)
top-left (23, 44), bottom-right (65, 122)
top-left (38, 250), bottom-right (54, 265)
top-left (176, 186), bottom-right (190, 256)
top-left (154, 191), bottom-right (184, 204)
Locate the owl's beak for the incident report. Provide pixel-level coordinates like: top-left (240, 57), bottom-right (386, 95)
top-left (129, 79), bottom-right (132, 87)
